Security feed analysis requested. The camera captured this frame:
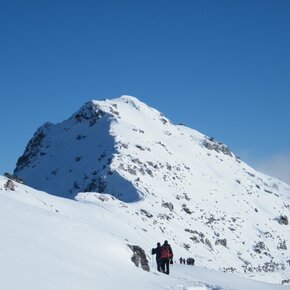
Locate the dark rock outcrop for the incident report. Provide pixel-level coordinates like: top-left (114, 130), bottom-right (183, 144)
top-left (4, 179), bottom-right (15, 191)
top-left (128, 245), bottom-right (150, 272)
top-left (203, 137), bottom-right (233, 157)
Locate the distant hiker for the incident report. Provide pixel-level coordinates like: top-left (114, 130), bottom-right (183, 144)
top-left (186, 257), bottom-right (195, 265)
top-left (183, 258), bottom-right (186, 264)
top-left (179, 257), bottom-right (183, 264)
top-left (160, 240), bottom-right (173, 275)
top-left (151, 242), bottom-right (161, 272)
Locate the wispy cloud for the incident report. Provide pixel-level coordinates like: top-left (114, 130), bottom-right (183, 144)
top-left (252, 151), bottom-right (290, 185)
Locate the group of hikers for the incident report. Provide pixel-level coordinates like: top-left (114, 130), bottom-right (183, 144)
top-left (179, 256), bottom-right (195, 265)
top-left (151, 240), bottom-right (173, 274)
top-left (152, 240), bottom-right (196, 275)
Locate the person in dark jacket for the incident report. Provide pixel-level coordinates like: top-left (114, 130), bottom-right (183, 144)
top-left (151, 242), bottom-right (161, 271)
top-left (159, 240), bottom-right (173, 274)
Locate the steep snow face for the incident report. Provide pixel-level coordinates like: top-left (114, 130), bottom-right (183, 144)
top-left (13, 95), bottom-right (290, 280)
top-left (14, 98), bottom-right (142, 201)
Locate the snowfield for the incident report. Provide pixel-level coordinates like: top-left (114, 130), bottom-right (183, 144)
top-left (3, 95), bottom-right (290, 289)
top-left (1, 176), bottom-right (289, 290)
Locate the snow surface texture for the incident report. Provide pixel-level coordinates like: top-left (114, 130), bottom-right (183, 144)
top-left (13, 95), bottom-right (290, 284)
top-left (1, 176), bottom-right (289, 290)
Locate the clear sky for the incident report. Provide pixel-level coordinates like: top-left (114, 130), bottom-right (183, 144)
top-left (1, 0), bottom-right (290, 184)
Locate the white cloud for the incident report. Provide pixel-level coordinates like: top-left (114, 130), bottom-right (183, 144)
top-left (253, 152), bottom-right (290, 185)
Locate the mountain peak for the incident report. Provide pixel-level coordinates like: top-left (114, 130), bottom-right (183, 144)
top-left (116, 94), bottom-right (142, 103)
top-left (93, 95), bottom-right (145, 109)
top-left (69, 95), bottom-right (153, 125)
top-left (12, 96), bottom-right (290, 281)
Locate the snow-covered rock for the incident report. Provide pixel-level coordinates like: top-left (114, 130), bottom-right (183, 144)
top-left (13, 95), bottom-right (290, 283)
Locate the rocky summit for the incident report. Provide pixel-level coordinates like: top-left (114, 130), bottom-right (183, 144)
top-left (14, 95), bottom-right (290, 282)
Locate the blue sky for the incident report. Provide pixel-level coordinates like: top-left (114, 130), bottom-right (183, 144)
top-left (1, 0), bottom-right (290, 183)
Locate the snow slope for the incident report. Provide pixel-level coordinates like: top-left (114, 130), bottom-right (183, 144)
top-left (1, 176), bottom-right (289, 290)
top-left (12, 95), bottom-right (290, 283)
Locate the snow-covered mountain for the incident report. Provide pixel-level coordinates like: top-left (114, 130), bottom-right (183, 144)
top-left (13, 95), bottom-right (290, 285)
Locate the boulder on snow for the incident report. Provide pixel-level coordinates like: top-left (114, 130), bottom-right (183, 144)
top-left (162, 202), bottom-right (174, 211)
top-left (128, 245), bottom-right (150, 272)
top-left (277, 215), bottom-right (288, 225)
top-left (215, 238), bottom-right (227, 247)
top-left (4, 179), bottom-right (15, 191)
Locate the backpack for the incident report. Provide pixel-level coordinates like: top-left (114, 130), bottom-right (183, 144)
top-left (160, 245), bottom-right (170, 258)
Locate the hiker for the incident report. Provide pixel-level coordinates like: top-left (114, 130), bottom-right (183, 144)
top-left (186, 257), bottom-right (195, 265)
top-left (183, 258), bottom-right (186, 264)
top-left (160, 240), bottom-right (173, 274)
top-left (179, 257), bottom-right (183, 264)
top-left (151, 242), bottom-right (162, 271)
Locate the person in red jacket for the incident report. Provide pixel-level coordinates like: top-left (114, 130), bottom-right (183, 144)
top-left (159, 240), bottom-right (173, 274)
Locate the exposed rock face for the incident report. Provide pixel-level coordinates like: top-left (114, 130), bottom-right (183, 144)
top-left (15, 123), bottom-right (52, 171)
